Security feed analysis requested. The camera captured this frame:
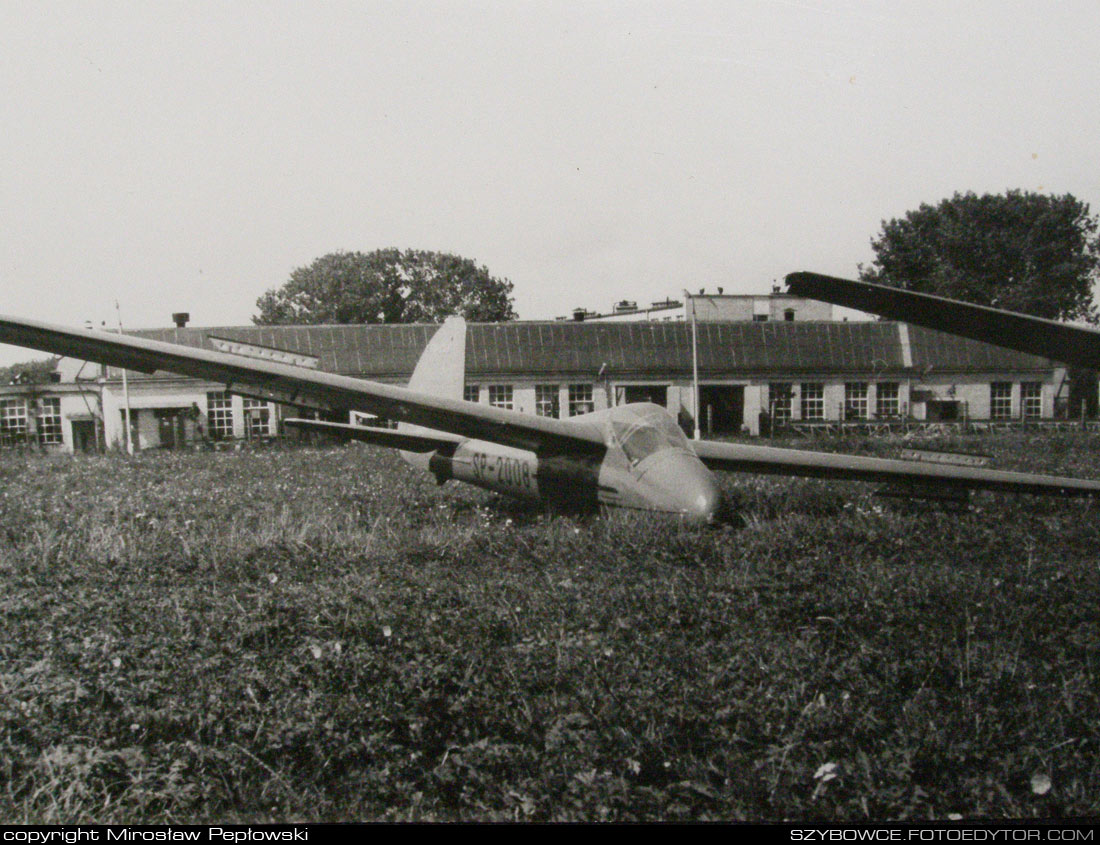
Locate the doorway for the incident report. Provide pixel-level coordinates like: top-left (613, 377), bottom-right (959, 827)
top-left (155, 409), bottom-right (188, 449)
top-left (71, 419), bottom-right (98, 453)
top-left (619, 384), bottom-right (668, 407)
top-left (926, 400), bottom-right (960, 422)
top-left (699, 384), bottom-right (744, 435)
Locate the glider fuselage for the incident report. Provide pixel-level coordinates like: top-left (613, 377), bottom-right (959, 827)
top-left (400, 402), bottom-right (722, 522)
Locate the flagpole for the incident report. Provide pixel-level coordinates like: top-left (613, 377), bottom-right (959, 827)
top-left (685, 290), bottom-right (701, 441)
top-left (115, 301), bottom-right (134, 455)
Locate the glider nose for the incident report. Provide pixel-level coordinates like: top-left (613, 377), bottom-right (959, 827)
top-left (638, 450), bottom-right (723, 523)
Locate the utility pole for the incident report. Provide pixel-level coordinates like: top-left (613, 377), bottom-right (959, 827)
top-left (685, 290), bottom-right (701, 441)
top-left (115, 301), bottom-right (134, 455)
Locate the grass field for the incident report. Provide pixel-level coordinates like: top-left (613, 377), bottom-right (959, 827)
top-left (1, 434), bottom-right (1098, 822)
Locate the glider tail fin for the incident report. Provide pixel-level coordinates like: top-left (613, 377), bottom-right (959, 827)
top-left (399, 316), bottom-right (467, 470)
top-left (406, 315), bottom-right (467, 400)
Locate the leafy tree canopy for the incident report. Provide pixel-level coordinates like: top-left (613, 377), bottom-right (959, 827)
top-left (859, 191), bottom-right (1100, 322)
top-left (0, 356), bottom-right (59, 385)
top-left (254, 249), bottom-right (517, 325)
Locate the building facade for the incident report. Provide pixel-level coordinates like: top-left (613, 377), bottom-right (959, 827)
top-left (0, 318), bottom-right (1067, 452)
top-left (563, 291), bottom-right (836, 323)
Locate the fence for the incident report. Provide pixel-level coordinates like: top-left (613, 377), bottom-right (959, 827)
top-left (781, 419), bottom-right (1100, 438)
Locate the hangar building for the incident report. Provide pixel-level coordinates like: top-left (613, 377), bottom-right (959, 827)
top-left (0, 305), bottom-right (1066, 452)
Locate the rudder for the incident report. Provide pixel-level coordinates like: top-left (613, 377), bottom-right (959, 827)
top-left (399, 317), bottom-right (467, 470)
top-left (407, 316), bottom-right (466, 400)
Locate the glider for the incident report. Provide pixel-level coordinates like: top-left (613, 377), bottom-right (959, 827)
top-left (3, 311), bottom-right (1100, 523)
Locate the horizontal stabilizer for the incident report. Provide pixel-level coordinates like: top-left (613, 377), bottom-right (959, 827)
top-left (283, 419), bottom-right (461, 452)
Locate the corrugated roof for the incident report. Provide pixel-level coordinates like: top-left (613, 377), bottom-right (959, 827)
top-left (123, 320), bottom-right (1053, 381)
top-left (906, 325), bottom-right (1053, 373)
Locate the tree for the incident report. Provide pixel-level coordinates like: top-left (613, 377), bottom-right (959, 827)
top-left (0, 356), bottom-right (59, 385)
top-left (859, 191), bottom-right (1100, 322)
top-left (254, 249), bottom-right (517, 325)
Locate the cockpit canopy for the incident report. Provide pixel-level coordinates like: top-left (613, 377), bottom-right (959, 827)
top-left (610, 403), bottom-right (691, 465)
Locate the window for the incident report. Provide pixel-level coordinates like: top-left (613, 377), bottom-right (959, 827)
top-left (242, 397), bottom-right (271, 437)
top-left (752, 314), bottom-right (768, 322)
top-left (769, 383), bottom-right (793, 425)
top-left (535, 384), bottom-right (560, 418)
top-left (783, 309), bottom-right (795, 321)
top-left (800, 383), bottom-right (824, 421)
top-left (876, 382), bottom-right (900, 418)
top-left (1021, 382), bottom-right (1042, 419)
top-left (488, 385), bottom-right (513, 410)
top-left (0, 398), bottom-right (27, 445)
top-left (844, 383), bottom-right (868, 420)
top-left (568, 383), bottom-right (594, 416)
top-left (207, 391), bottom-right (234, 439)
top-left (990, 382), bottom-right (1013, 420)
top-left (463, 384), bottom-right (479, 403)
top-left (37, 397), bottom-right (62, 445)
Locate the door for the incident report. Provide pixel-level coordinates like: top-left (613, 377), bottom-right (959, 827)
top-left (926, 400), bottom-right (960, 422)
top-left (699, 385), bottom-right (744, 436)
top-left (155, 409), bottom-right (187, 449)
top-left (71, 419), bottom-right (98, 452)
top-left (620, 385), bottom-right (668, 406)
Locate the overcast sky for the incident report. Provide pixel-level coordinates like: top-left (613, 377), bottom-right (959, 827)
top-left (3, 0), bottom-right (1098, 365)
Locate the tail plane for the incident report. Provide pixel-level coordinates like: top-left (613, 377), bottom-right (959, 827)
top-left (399, 316), bottom-right (468, 469)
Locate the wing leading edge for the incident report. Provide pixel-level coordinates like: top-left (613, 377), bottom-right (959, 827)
top-left (785, 271), bottom-right (1100, 370)
top-left (0, 314), bottom-right (605, 455)
top-left (691, 439), bottom-right (1100, 497)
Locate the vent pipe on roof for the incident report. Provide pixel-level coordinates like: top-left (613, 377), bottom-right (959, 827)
top-left (172, 312), bottom-right (190, 328)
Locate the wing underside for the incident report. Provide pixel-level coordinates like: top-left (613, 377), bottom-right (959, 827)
top-left (785, 271), bottom-right (1100, 370)
top-left (691, 439), bottom-right (1100, 497)
top-left (0, 314), bottom-right (605, 455)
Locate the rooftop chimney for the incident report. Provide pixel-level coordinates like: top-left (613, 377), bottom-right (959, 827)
top-left (172, 312), bottom-right (190, 328)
